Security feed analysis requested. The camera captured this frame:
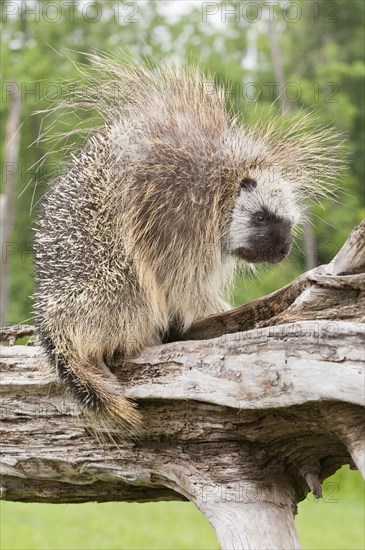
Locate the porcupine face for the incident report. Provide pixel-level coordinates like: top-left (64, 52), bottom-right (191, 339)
top-left (226, 166), bottom-right (301, 264)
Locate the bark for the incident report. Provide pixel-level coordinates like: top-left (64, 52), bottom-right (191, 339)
top-left (1, 221), bottom-right (364, 550)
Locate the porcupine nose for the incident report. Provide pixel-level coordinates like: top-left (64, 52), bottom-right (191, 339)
top-left (270, 220), bottom-right (293, 263)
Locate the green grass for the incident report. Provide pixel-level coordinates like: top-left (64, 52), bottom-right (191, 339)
top-left (1, 468), bottom-right (363, 550)
top-left (297, 467), bottom-right (365, 550)
top-left (0, 500), bottom-right (217, 550)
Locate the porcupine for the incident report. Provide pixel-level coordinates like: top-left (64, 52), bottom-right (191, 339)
top-left (34, 56), bottom-right (342, 435)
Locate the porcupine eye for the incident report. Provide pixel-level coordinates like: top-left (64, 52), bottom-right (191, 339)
top-left (240, 177), bottom-right (257, 190)
top-left (255, 212), bottom-right (265, 224)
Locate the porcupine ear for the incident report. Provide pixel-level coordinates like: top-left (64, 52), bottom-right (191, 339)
top-left (239, 177), bottom-right (257, 191)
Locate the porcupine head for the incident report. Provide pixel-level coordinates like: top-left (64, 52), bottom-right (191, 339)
top-left (34, 56), bottom-right (343, 438)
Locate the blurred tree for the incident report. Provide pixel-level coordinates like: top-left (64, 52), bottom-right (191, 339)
top-left (1, 83), bottom-right (22, 326)
top-left (279, 0), bottom-right (365, 261)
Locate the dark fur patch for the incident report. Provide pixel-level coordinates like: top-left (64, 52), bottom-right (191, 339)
top-left (160, 314), bottom-right (184, 343)
top-left (240, 177), bottom-right (257, 190)
top-left (251, 207), bottom-right (288, 226)
top-left (37, 330), bottom-right (109, 413)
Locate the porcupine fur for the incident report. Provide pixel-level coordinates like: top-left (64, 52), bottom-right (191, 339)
top-left (33, 55), bottom-right (344, 436)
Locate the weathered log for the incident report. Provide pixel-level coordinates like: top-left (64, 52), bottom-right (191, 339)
top-left (1, 221), bottom-right (364, 550)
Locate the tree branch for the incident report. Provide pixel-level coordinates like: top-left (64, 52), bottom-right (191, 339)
top-left (1, 220), bottom-right (364, 550)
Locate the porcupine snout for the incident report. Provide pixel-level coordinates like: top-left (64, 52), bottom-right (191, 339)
top-left (267, 216), bottom-right (293, 263)
top-left (233, 209), bottom-right (293, 264)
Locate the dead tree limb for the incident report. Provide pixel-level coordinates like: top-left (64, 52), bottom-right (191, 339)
top-left (1, 220), bottom-right (364, 550)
